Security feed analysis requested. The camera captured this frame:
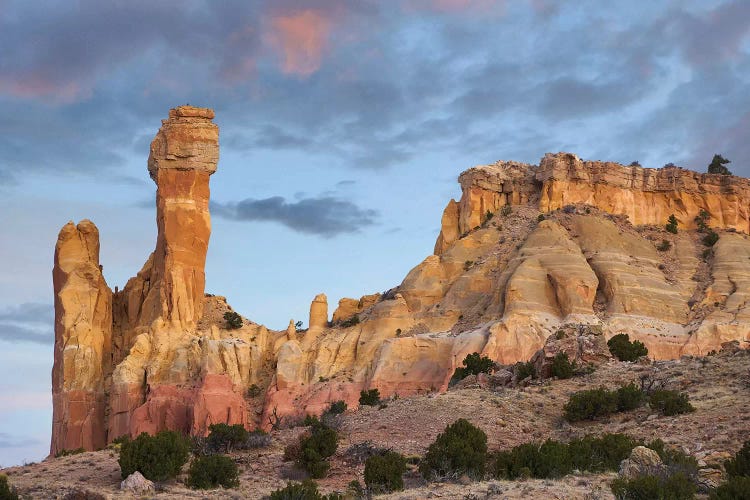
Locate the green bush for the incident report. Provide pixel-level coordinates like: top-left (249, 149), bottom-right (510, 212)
top-left (119, 431), bottom-right (190, 481)
top-left (269, 479), bottom-right (343, 500)
top-left (246, 430), bottom-right (272, 449)
top-left (296, 423), bottom-right (338, 479)
top-left (665, 214), bottom-right (679, 234)
top-left (359, 389), bottom-right (380, 406)
top-left (695, 209), bottom-right (710, 232)
top-left (187, 454), bottom-right (239, 490)
top-left (647, 439), bottom-right (698, 478)
top-left (648, 390), bottom-right (694, 416)
top-left (55, 447), bottom-right (86, 458)
top-left (550, 352), bottom-right (575, 379)
top-left (710, 476), bottom-right (750, 500)
top-left (364, 451), bottom-right (407, 493)
top-left (0, 474), bottom-right (18, 500)
top-left (564, 387), bottom-right (618, 422)
top-left (608, 333), bottom-right (648, 361)
top-left (224, 311), bottom-right (243, 329)
top-left (326, 401), bottom-right (347, 415)
top-left (611, 472), bottom-right (695, 500)
top-left (657, 239), bottom-right (672, 251)
top-left (207, 423), bottom-right (249, 453)
top-left (501, 205), bottom-right (512, 217)
top-left (340, 315), bottom-right (360, 328)
top-left (707, 154), bottom-right (732, 176)
top-left (515, 361), bottom-right (536, 381)
top-left (492, 434), bottom-right (638, 480)
top-left (724, 440), bottom-right (750, 478)
top-left (616, 383), bottom-right (645, 411)
top-left (420, 418), bottom-right (487, 480)
top-left (452, 352), bottom-right (495, 381)
top-left (568, 433), bottom-right (640, 472)
top-left (247, 384), bottom-right (262, 397)
top-left (703, 230), bottom-right (719, 247)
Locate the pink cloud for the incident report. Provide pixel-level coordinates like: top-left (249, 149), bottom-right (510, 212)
top-left (265, 9), bottom-right (334, 77)
top-left (0, 75), bottom-right (88, 104)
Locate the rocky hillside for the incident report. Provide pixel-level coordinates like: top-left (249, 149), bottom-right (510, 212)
top-left (50, 106), bottom-right (750, 457)
top-left (5, 347), bottom-right (749, 498)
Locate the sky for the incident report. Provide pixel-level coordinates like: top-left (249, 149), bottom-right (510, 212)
top-left (1, 0), bottom-right (749, 466)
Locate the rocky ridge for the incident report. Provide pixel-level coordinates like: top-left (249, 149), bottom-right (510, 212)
top-left (50, 106), bottom-right (750, 455)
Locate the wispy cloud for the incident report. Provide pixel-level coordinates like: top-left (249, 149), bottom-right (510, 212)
top-left (0, 303), bottom-right (54, 344)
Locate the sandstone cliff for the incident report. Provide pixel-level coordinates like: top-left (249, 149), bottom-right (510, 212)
top-left (52, 111), bottom-right (750, 454)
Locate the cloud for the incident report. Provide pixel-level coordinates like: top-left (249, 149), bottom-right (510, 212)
top-left (265, 8), bottom-right (335, 76)
top-left (0, 432), bottom-right (40, 448)
top-left (212, 195), bottom-right (379, 237)
top-left (0, 303), bottom-right (54, 344)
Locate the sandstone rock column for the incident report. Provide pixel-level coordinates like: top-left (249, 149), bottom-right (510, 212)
top-left (309, 293), bottom-right (328, 330)
top-left (51, 220), bottom-right (112, 455)
top-left (116, 106), bottom-right (219, 331)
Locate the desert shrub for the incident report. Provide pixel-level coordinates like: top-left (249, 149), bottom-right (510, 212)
top-left (608, 333), bottom-right (648, 362)
top-left (648, 390), bottom-right (694, 416)
top-left (485, 210), bottom-right (494, 222)
top-left (703, 230), bottom-right (719, 247)
top-left (119, 430), bottom-right (190, 481)
top-left (0, 474), bottom-right (18, 500)
top-left (492, 434), bottom-right (638, 480)
top-left (723, 440), bottom-right (750, 478)
top-left (223, 311), bottom-right (243, 329)
top-left (187, 454), bottom-right (239, 490)
top-left (246, 430), bottom-right (272, 449)
top-left (550, 352), bottom-right (575, 379)
top-left (665, 214), bottom-right (679, 234)
top-left (269, 479), bottom-right (343, 500)
top-left (537, 214), bottom-right (545, 222)
top-left (710, 476), bottom-right (750, 499)
top-left (463, 260), bottom-right (474, 271)
top-left (647, 439), bottom-right (698, 478)
top-left (657, 239), bottom-right (672, 251)
top-left (420, 418), bottom-right (487, 480)
top-left (207, 423), bottom-right (249, 453)
top-left (55, 447), bottom-right (86, 458)
top-left (340, 315), bottom-right (360, 328)
top-left (452, 352), bottom-right (495, 381)
top-left (501, 205), bottom-right (512, 216)
top-left (515, 361), bottom-right (536, 381)
top-left (616, 383), bottom-right (645, 411)
top-left (296, 423), bottom-right (338, 479)
top-left (562, 204), bottom-right (576, 214)
top-left (364, 451), bottom-right (407, 493)
top-left (707, 154), bottom-right (732, 176)
top-left (359, 389), bottom-right (380, 406)
top-left (327, 400), bottom-right (347, 415)
top-left (611, 472), bottom-right (695, 500)
top-left (247, 384), bottom-right (262, 397)
top-left (695, 209), bottom-right (710, 232)
top-left (568, 433), bottom-right (640, 472)
top-left (564, 387), bottom-right (618, 422)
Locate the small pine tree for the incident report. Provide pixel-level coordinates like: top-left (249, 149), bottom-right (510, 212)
top-left (224, 311), bottom-right (243, 329)
top-left (550, 352), bottom-right (575, 379)
top-left (665, 214), bottom-right (678, 234)
top-left (359, 388), bottom-right (380, 406)
top-left (707, 154), bottom-right (732, 175)
top-left (420, 419), bottom-right (488, 479)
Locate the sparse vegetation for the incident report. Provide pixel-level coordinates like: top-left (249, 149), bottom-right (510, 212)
top-left (463, 260), bottom-right (474, 271)
top-left (326, 400), bottom-right (347, 415)
top-left (119, 430), bottom-right (190, 481)
top-left (223, 311), bottom-right (243, 329)
top-left (514, 361), bottom-right (536, 381)
top-left (501, 205), bottom-right (512, 217)
top-left (724, 440), bottom-right (750, 478)
top-left (707, 154), bottom-right (732, 175)
top-left (711, 476), bottom-right (750, 499)
top-left (295, 320), bottom-right (303, 332)
top-left (695, 209), bottom-right (710, 232)
top-left (187, 454), bottom-right (239, 490)
top-left (247, 384), bottom-right (262, 398)
top-left (364, 451), bottom-right (407, 493)
top-left (420, 418), bottom-right (487, 480)
top-left (287, 420), bottom-right (339, 479)
top-left (657, 239), bottom-right (672, 251)
top-left (359, 389), bottom-right (381, 406)
top-left (703, 230), bottom-right (719, 247)
top-left (452, 352), bottom-right (495, 382)
top-left (537, 214), bottom-right (545, 222)
top-left (550, 352), bottom-right (575, 379)
top-left (485, 210), bottom-right (494, 223)
top-left (629, 161), bottom-right (641, 167)
top-left (54, 447), bottom-right (86, 458)
top-left (340, 314), bottom-right (360, 328)
top-left (269, 480), bottom-right (343, 500)
top-left (665, 214), bottom-right (679, 234)
top-left (608, 333), bottom-right (648, 361)
top-left (647, 389), bottom-right (694, 416)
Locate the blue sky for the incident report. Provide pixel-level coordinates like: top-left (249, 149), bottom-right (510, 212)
top-left (1, 0), bottom-right (749, 466)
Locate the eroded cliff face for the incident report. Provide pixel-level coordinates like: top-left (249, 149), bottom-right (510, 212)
top-left (53, 121), bottom-right (750, 455)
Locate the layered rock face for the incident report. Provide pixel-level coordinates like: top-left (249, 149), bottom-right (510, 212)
top-left (53, 129), bottom-right (750, 454)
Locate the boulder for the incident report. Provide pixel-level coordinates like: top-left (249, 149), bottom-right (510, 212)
top-left (619, 446), bottom-right (663, 479)
top-left (120, 471), bottom-right (154, 494)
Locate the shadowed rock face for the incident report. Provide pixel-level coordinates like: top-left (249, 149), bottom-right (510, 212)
top-left (51, 112), bottom-right (750, 454)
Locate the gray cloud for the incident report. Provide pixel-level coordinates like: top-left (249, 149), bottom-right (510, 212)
top-left (212, 195), bottom-right (379, 237)
top-left (0, 432), bottom-right (40, 448)
top-left (0, 303), bottom-right (54, 344)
